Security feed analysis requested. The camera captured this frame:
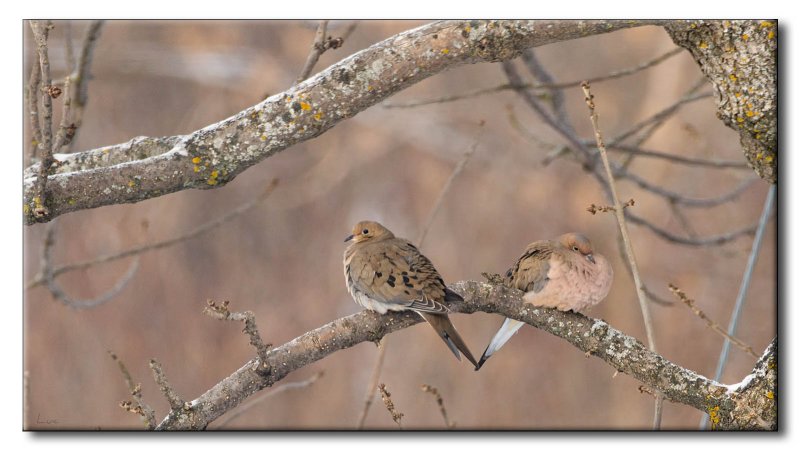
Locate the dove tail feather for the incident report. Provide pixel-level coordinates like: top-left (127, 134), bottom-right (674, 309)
top-left (475, 318), bottom-right (526, 371)
top-left (419, 312), bottom-right (479, 369)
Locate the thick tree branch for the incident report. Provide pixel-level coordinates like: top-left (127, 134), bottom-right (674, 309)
top-left (665, 20), bottom-right (777, 183)
top-left (154, 280), bottom-right (775, 430)
top-left (23, 20), bottom-right (665, 225)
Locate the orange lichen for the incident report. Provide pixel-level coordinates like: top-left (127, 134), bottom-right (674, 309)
top-left (441, 48), bottom-right (450, 54)
top-left (192, 156), bottom-right (202, 164)
top-left (300, 102), bottom-right (311, 111)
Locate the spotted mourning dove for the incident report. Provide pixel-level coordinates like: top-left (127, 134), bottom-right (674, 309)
top-left (476, 232), bottom-right (613, 370)
top-left (343, 220), bottom-right (479, 368)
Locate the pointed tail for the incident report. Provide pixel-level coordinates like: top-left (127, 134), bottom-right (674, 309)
top-left (419, 312), bottom-right (479, 369)
top-left (475, 318), bottom-right (525, 371)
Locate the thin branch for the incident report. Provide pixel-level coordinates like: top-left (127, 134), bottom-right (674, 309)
top-left (203, 300), bottom-right (272, 365)
top-left (110, 351), bottom-right (156, 429)
top-left (377, 383), bottom-right (404, 429)
top-left (421, 384), bottom-right (455, 428)
top-left (669, 284), bottom-right (759, 358)
top-left (153, 280), bottom-right (775, 430)
top-left (383, 47), bottom-right (683, 109)
top-left (149, 359), bottom-right (186, 412)
top-left (26, 51), bottom-right (42, 163)
top-left (621, 173), bottom-right (756, 208)
top-left (604, 143), bottom-right (750, 169)
top-left (295, 20), bottom-right (330, 85)
top-left (581, 81), bottom-right (662, 429)
top-left (23, 20), bottom-right (664, 224)
top-left (356, 337), bottom-right (387, 428)
top-left (627, 212), bottom-right (759, 246)
top-left (702, 184), bottom-right (777, 428)
top-left (212, 372), bottom-right (324, 429)
top-left (68, 20), bottom-right (105, 151)
top-left (26, 179), bottom-right (279, 290)
top-left (40, 220), bottom-right (140, 310)
top-left (29, 20), bottom-right (55, 218)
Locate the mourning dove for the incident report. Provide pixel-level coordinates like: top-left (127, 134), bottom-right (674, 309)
top-left (476, 232), bottom-right (613, 370)
top-left (343, 220), bottom-right (479, 368)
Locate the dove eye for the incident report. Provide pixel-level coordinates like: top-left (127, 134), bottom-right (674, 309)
top-left (572, 246), bottom-right (579, 252)
top-left (362, 229), bottom-right (369, 235)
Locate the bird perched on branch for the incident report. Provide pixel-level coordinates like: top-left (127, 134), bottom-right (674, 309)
top-left (343, 220), bottom-right (479, 368)
top-left (476, 232), bottom-right (613, 370)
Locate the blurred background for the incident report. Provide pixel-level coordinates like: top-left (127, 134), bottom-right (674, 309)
top-left (23, 20), bottom-right (776, 430)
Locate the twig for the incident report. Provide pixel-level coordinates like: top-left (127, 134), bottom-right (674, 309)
top-left (27, 50), bottom-right (42, 163)
top-left (68, 20), bottom-right (105, 151)
top-left (377, 383), bottom-right (404, 429)
top-left (383, 48), bottom-right (683, 109)
top-left (356, 123), bottom-right (484, 427)
top-left (40, 220), bottom-right (140, 310)
top-left (27, 179), bottom-right (279, 290)
top-left (604, 143), bottom-right (749, 169)
top-left (627, 212), bottom-right (759, 247)
top-left (110, 351), bottom-right (156, 429)
top-left (295, 20), bottom-right (330, 84)
top-left (212, 372), bottom-right (324, 429)
top-left (587, 199), bottom-right (635, 215)
top-left (581, 81), bottom-right (662, 430)
top-left (702, 184), bottom-right (776, 428)
top-left (203, 300), bottom-right (272, 366)
top-left (421, 384), bottom-right (454, 428)
top-left (356, 336), bottom-right (387, 428)
top-left (621, 172), bottom-right (755, 208)
top-left (29, 20), bottom-right (55, 218)
top-left (149, 359), bottom-right (186, 412)
top-left (668, 284), bottom-right (759, 358)
top-left (416, 120), bottom-right (485, 247)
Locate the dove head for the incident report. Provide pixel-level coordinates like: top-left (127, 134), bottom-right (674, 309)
top-left (559, 232), bottom-right (597, 264)
top-left (344, 220), bottom-right (395, 244)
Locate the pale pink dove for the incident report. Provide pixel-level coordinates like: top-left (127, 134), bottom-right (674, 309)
top-left (476, 232), bottom-right (613, 370)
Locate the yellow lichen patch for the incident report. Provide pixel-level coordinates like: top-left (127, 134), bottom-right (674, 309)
top-left (68, 198), bottom-right (76, 205)
top-left (756, 152), bottom-right (763, 160)
top-left (207, 170), bottom-right (220, 186)
top-left (765, 155), bottom-right (774, 163)
top-left (128, 180), bottom-right (136, 188)
top-left (699, 41), bottom-right (708, 49)
top-left (441, 48), bottom-right (450, 54)
top-left (760, 21), bottom-right (774, 28)
top-left (708, 406), bottom-right (721, 427)
top-left (729, 74), bottom-right (738, 82)
top-left (742, 33), bottom-right (750, 41)
top-left (735, 92), bottom-right (742, 98)
top-left (768, 31), bottom-right (775, 40)
top-left (194, 166), bottom-right (201, 173)
top-left (313, 112), bottom-right (323, 121)
top-left (192, 156), bottom-right (202, 164)
top-left (300, 102), bottom-right (311, 111)
top-left (367, 86), bottom-right (374, 91)
top-left (260, 134), bottom-right (267, 141)
top-left (737, 117), bottom-right (745, 123)
top-left (766, 391), bottom-right (774, 399)
top-left (23, 204), bottom-right (30, 215)
top-left (465, 26), bottom-right (471, 33)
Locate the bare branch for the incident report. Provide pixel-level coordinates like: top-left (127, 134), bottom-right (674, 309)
top-left (23, 20), bottom-right (665, 224)
top-left (29, 20), bottom-right (55, 218)
top-left (26, 55), bottom-right (42, 163)
top-left (26, 179), bottom-right (279, 290)
top-left (150, 359), bottom-right (186, 412)
top-left (356, 337), bottom-right (387, 428)
top-left (605, 143), bottom-right (749, 169)
top-left (39, 220), bottom-right (140, 310)
top-left (383, 47), bottom-right (683, 109)
top-left (212, 372), bottom-right (324, 429)
top-left (421, 384), bottom-right (454, 428)
top-left (581, 81), bottom-right (662, 429)
top-left (627, 212), bottom-right (759, 246)
top-left (152, 280), bottom-right (775, 430)
top-left (203, 300), bottom-right (272, 365)
top-left (669, 284), bottom-right (759, 358)
top-left (378, 383), bottom-right (404, 429)
top-left (620, 173), bottom-right (756, 208)
top-left (295, 20), bottom-right (330, 84)
top-left (67, 20), bottom-right (105, 151)
top-left (110, 351), bottom-right (156, 429)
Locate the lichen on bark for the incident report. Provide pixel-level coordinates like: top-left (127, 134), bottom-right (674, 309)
top-left (666, 20), bottom-right (777, 183)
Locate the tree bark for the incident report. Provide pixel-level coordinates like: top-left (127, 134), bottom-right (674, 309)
top-left (154, 280), bottom-right (776, 430)
top-left (666, 20), bottom-right (777, 184)
top-left (23, 19), bottom-right (667, 225)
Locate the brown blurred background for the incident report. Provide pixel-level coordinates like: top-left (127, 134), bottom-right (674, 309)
top-left (23, 20), bottom-right (776, 430)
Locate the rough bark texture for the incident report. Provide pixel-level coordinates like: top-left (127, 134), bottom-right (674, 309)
top-left (666, 20), bottom-right (777, 184)
top-left (23, 19), bottom-right (666, 225)
top-left (154, 281), bottom-right (776, 430)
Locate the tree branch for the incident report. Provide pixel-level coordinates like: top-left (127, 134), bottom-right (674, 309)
top-left (153, 280), bottom-right (775, 430)
top-left (23, 20), bottom-right (665, 224)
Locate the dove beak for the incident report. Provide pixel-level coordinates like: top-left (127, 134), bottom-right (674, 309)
top-left (587, 253), bottom-right (596, 264)
top-left (344, 234), bottom-right (355, 242)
